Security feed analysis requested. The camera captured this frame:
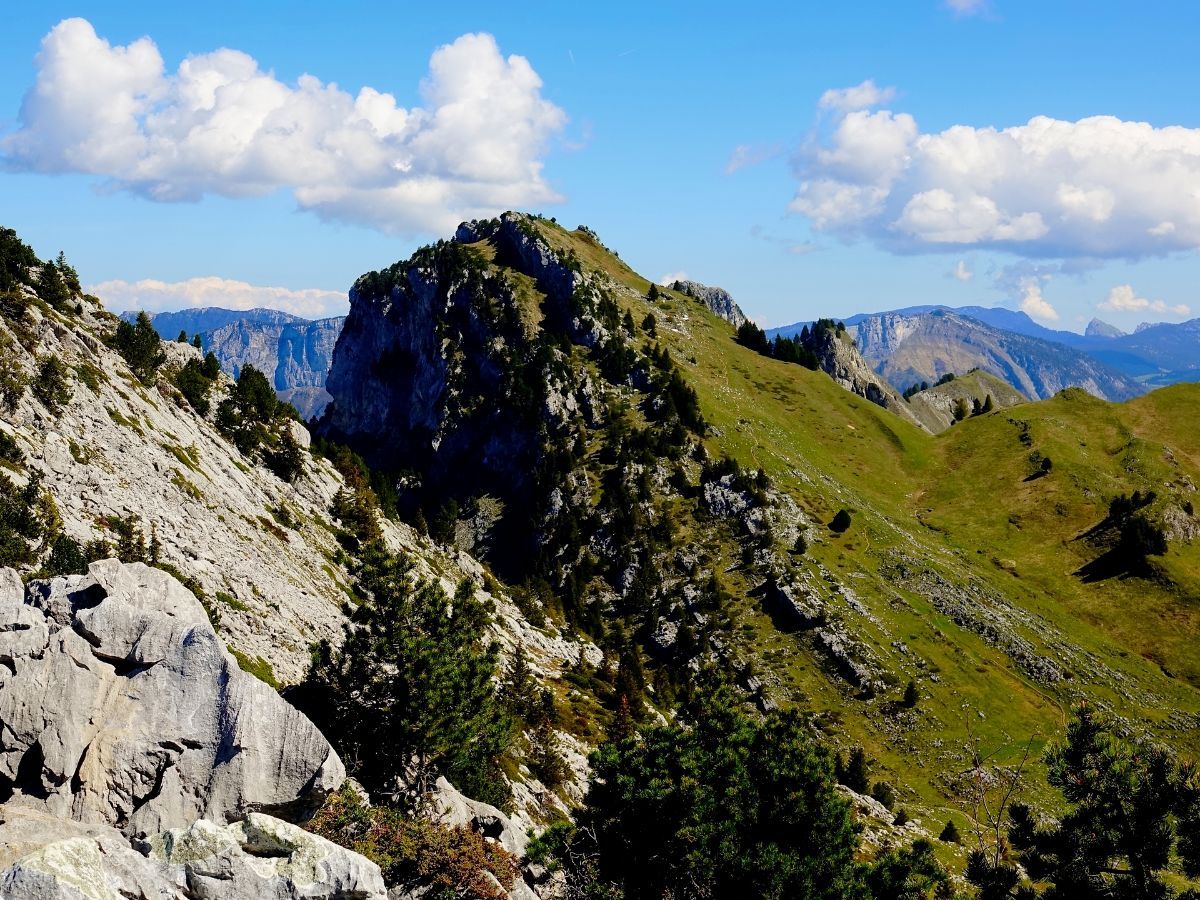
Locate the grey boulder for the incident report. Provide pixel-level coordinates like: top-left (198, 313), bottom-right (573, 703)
top-left (0, 560), bottom-right (344, 838)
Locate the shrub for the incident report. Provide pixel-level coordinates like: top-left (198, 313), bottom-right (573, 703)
top-left (871, 781), bottom-right (897, 811)
top-left (563, 689), bottom-right (867, 900)
top-left (266, 430), bottom-right (305, 483)
top-left (838, 747), bottom-right (871, 793)
top-left (36, 262), bottom-right (71, 311)
top-left (0, 429), bottom-right (22, 466)
top-left (0, 472), bottom-right (49, 567)
top-left (41, 534), bottom-right (88, 576)
top-left (830, 509), bottom-right (852, 534)
top-left (32, 357), bottom-right (72, 414)
top-left (307, 785), bottom-right (518, 899)
top-left (174, 357), bottom-right (217, 415)
top-left (939, 819), bottom-right (960, 843)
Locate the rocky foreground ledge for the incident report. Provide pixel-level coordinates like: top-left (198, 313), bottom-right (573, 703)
top-left (0, 560), bottom-right (386, 899)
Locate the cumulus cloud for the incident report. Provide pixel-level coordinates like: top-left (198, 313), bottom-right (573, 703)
top-left (817, 79), bottom-right (896, 114)
top-left (1099, 284), bottom-right (1191, 317)
top-left (950, 259), bottom-right (973, 281)
top-left (1018, 280), bottom-right (1059, 322)
top-left (789, 94), bottom-right (1200, 259)
top-left (2, 19), bottom-right (567, 234)
top-left (88, 276), bottom-right (348, 318)
top-left (659, 271), bottom-right (688, 286)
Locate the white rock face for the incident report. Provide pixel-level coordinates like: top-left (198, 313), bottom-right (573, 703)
top-left (0, 561), bottom-right (343, 838)
top-left (0, 807), bottom-right (386, 900)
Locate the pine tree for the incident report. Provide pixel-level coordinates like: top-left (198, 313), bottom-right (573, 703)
top-left (112, 312), bottom-right (166, 383)
top-left (902, 679), bottom-right (919, 708)
top-left (192, 333), bottom-right (203, 349)
top-left (176, 330), bottom-right (188, 343)
top-left (840, 747), bottom-right (870, 793)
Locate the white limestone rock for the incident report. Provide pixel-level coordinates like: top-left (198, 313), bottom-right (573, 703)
top-left (0, 562), bottom-right (343, 839)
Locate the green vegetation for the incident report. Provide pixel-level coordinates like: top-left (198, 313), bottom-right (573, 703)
top-left (967, 707), bottom-right (1200, 899)
top-left (111, 311), bottom-right (166, 383)
top-left (316, 216), bottom-right (1200, 891)
top-left (307, 784), bottom-right (518, 900)
top-left (228, 647), bottom-right (279, 688)
top-left (297, 545), bottom-right (513, 808)
top-left (173, 352), bottom-right (221, 414)
top-left (32, 356), bottom-right (71, 414)
top-left (537, 686), bottom-right (947, 899)
top-left (213, 363), bottom-right (305, 481)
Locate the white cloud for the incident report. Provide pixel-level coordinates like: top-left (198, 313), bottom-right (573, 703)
top-left (659, 271), bottom-right (688, 286)
top-left (2, 19), bottom-right (567, 235)
top-left (724, 142), bottom-right (783, 174)
top-left (950, 259), bottom-right (973, 281)
top-left (1018, 280), bottom-right (1059, 322)
top-left (1099, 284), bottom-right (1191, 317)
top-left (789, 94), bottom-right (1200, 259)
top-left (817, 79), bottom-right (896, 114)
top-left (945, 0), bottom-right (989, 15)
top-left (88, 276), bottom-right (348, 318)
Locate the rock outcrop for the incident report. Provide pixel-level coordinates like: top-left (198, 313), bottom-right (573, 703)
top-left (0, 561), bottom-right (343, 837)
top-left (0, 807), bottom-right (386, 899)
top-left (321, 212), bottom-right (598, 505)
top-left (671, 279), bottom-right (748, 328)
top-left (0, 561), bottom-right (386, 898)
top-left (807, 325), bottom-right (927, 430)
top-left (135, 308), bottom-right (346, 419)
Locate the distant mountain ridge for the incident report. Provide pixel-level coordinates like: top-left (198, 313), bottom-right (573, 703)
top-left (771, 304), bottom-right (1200, 397)
top-left (132, 307), bottom-right (345, 418)
top-left (122, 306), bottom-right (306, 336)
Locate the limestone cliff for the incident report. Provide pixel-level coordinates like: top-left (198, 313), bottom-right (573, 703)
top-left (671, 279), bottom-right (749, 328)
top-left (849, 310), bottom-right (1144, 401)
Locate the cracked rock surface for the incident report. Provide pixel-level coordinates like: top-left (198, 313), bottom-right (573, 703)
top-left (0, 560), bottom-right (343, 839)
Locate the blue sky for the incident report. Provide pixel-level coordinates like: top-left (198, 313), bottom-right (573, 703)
top-left (3, 1), bottom-right (1200, 330)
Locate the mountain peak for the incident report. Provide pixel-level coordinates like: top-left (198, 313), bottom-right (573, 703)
top-left (1085, 317), bottom-right (1126, 338)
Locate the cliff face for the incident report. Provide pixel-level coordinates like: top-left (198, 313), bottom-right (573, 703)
top-left (203, 316), bottom-right (345, 418)
top-left (135, 309), bottom-right (346, 418)
top-left (672, 279), bottom-right (748, 328)
top-left (850, 310), bottom-right (1145, 401)
top-left (321, 213), bottom-right (599, 506)
top-left (808, 325), bottom-right (927, 430)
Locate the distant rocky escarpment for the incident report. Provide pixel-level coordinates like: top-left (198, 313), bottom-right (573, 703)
top-left (133, 308), bottom-right (346, 418)
top-left (203, 316), bottom-right (345, 418)
top-left (844, 310), bottom-right (1144, 402)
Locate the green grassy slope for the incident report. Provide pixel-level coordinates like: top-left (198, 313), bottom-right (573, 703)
top-left (497, 219), bottom-right (1200, 828)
